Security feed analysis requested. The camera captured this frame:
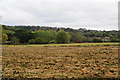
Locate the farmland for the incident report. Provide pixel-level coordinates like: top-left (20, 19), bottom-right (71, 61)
top-left (2, 43), bottom-right (119, 79)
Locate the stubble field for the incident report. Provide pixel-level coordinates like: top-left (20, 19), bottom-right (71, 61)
top-left (2, 44), bottom-right (119, 79)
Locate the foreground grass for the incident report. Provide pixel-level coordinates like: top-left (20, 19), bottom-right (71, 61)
top-left (3, 42), bottom-right (119, 47)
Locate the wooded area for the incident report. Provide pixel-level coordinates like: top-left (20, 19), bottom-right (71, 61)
top-left (2, 25), bottom-right (119, 44)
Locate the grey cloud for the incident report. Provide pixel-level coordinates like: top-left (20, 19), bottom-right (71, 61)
top-left (0, 0), bottom-right (119, 30)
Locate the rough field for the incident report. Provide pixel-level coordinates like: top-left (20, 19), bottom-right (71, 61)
top-left (2, 45), bottom-right (118, 79)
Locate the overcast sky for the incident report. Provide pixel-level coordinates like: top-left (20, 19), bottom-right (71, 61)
top-left (0, 0), bottom-right (119, 30)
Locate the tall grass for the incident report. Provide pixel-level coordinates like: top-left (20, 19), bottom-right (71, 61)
top-left (4, 43), bottom-right (119, 47)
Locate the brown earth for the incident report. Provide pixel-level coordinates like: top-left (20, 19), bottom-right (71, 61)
top-left (2, 46), bottom-right (118, 78)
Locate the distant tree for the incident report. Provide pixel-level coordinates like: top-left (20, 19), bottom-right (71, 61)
top-left (34, 30), bottom-right (57, 43)
top-left (56, 30), bottom-right (71, 43)
top-left (10, 37), bottom-right (19, 44)
top-left (86, 37), bottom-right (93, 43)
top-left (4, 30), bottom-right (15, 41)
top-left (14, 29), bottom-right (34, 43)
top-left (35, 37), bottom-right (48, 44)
top-left (70, 32), bottom-right (87, 43)
top-left (48, 30), bottom-right (57, 42)
top-left (93, 38), bottom-right (102, 43)
top-left (2, 25), bottom-right (17, 31)
top-left (110, 37), bottom-right (119, 42)
top-left (28, 37), bottom-right (49, 44)
top-left (2, 33), bottom-right (8, 43)
top-left (49, 40), bottom-right (56, 43)
top-left (84, 32), bottom-right (95, 37)
top-left (28, 39), bottom-right (35, 44)
top-left (2, 24), bottom-right (119, 44)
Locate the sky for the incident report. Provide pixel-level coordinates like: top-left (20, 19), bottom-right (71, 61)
top-left (0, 0), bottom-right (119, 31)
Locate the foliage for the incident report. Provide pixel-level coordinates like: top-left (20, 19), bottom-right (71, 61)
top-left (14, 29), bottom-right (34, 43)
top-left (29, 37), bottom-right (48, 44)
top-left (28, 39), bottom-right (35, 44)
top-left (70, 32), bottom-right (87, 43)
top-left (1, 24), bottom-right (119, 44)
top-left (35, 37), bottom-right (48, 44)
top-left (10, 37), bottom-right (19, 44)
top-left (93, 38), bottom-right (102, 43)
top-left (4, 30), bottom-right (15, 40)
top-left (34, 30), bottom-right (57, 43)
top-left (56, 30), bottom-right (71, 43)
top-left (2, 33), bottom-right (8, 43)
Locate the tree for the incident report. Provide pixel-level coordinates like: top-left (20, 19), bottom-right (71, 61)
top-left (28, 39), bottom-right (35, 44)
top-left (56, 30), bottom-right (71, 43)
top-left (2, 34), bottom-right (8, 43)
top-left (35, 37), bottom-right (48, 44)
top-left (4, 30), bottom-right (15, 41)
top-left (14, 29), bottom-right (34, 43)
top-left (10, 37), bottom-right (19, 44)
top-left (34, 30), bottom-right (57, 43)
top-left (28, 38), bottom-right (48, 44)
top-left (110, 37), bottom-right (119, 42)
top-left (70, 32), bottom-right (87, 43)
top-left (93, 37), bottom-right (102, 43)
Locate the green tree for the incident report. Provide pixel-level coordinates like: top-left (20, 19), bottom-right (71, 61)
top-left (35, 37), bottom-right (48, 44)
top-left (2, 33), bottom-right (8, 43)
top-left (110, 37), bottom-right (119, 42)
top-left (14, 29), bottom-right (34, 43)
top-left (28, 39), bottom-right (35, 44)
top-left (4, 30), bottom-right (15, 41)
top-left (10, 37), bottom-right (19, 44)
top-left (34, 30), bottom-right (57, 43)
top-left (93, 37), bottom-right (102, 43)
top-left (28, 37), bottom-right (49, 44)
top-left (70, 32), bottom-right (87, 43)
top-left (56, 30), bottom-right (70, 43)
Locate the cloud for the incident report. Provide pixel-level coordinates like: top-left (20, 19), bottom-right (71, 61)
top-left (0, 0), bottom-right (119, 30)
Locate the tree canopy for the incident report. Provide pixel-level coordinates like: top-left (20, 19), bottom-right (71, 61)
top-left (56, 30), bottom-right (71, 43)
top-left (1, 25), bottom-right (119, 44)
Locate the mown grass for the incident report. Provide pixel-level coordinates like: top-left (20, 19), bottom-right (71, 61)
top-left (3, 42), bottom-right (119, 47)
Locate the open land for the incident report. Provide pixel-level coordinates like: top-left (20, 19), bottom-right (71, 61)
top-left (2, 43), bottom-right (119, 79)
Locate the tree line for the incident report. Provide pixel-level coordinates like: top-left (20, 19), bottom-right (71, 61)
top-left (2, 25), bottom-right (119, 44)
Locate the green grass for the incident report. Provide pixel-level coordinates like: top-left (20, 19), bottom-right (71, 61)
top-left (3, 43), bottom-right (119, 47)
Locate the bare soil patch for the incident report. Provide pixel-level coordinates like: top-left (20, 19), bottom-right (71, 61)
top-left (2, 46), bottom-right (118, 78)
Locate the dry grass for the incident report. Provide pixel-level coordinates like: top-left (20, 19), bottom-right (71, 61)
top-left (2, 45), bottom-right (118, 78)
top-left (4, 42), bottom-right (119, 47)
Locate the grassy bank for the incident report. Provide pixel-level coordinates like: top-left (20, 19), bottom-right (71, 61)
top-left (3, 42), bottom-right (119, 47)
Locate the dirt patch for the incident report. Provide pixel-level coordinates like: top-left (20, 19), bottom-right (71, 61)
top-left (2, 46), bottom-right (118, 78)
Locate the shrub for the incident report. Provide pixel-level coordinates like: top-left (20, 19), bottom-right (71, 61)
top-left (56, 30), bottom-right (71, 44)
top-left (28, 37), bottom-right (49, 44)
top-left (28, 39), bottom-right (35, 44)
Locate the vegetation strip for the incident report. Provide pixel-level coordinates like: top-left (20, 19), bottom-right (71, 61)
top-left (3, 43), bottom-right (119, 47)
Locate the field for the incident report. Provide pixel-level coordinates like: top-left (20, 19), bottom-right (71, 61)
top-left (2, 43), bottom-right (119, 79)
top-left (4, 42), bottom-right (119, 47)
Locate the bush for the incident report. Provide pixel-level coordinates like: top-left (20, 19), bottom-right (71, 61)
top-left (93, 38), bottom-right (102, 43)
top-left (28, 37), bottom-right (49, 44)
top-left (56, 30), bottom-right (71, 44)
top-left (28, 39), bottom-right (35, 44)
top-left (35, 37), bottom-right (48, 44)
top-left (2, 33), bottom-right (8, 43)
top-left (49, 40), bottom-right (56, 44)
top-left (10, 37), bottom-right (19, 44)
